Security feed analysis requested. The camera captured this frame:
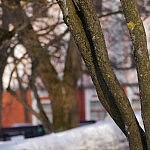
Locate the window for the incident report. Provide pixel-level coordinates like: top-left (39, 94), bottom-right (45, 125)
top-left (90, 100), bottom-right (106, 120)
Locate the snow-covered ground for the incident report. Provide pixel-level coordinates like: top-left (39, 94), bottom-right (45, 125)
top-left (0, 112), bottom-right (143, 150)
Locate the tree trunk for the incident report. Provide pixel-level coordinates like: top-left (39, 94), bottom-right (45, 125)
top-left (120, 0), bottom-right (150, 148)
top-left (0, 77), bottom-right (3, 128)
top-left (1, 0), bottom-right (80, 132)
top-left (51, 83), bottom-right (78, 131)
top-left (57, 0), bottom-right (147, 149)
top-left (20, 24), bottom-right (79, 131)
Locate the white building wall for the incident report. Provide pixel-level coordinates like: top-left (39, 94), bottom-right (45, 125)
top-left (84, 88), bottom-right (106, 121)
top-left (31, 91), bottom-right (53, 125)
top-left (84, 89), bottom-right (93, 120)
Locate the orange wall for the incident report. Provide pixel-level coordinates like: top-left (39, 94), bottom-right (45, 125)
top-left (2, 89), bottom-right (86, 127)
top-left (2, 91), bottom-right (32, 127)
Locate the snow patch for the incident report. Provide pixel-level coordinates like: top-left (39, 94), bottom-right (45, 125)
top-left (0, 118), bottom-right (131, 150)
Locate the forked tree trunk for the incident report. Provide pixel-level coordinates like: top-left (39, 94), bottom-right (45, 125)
top-left (20, 24), bottom-right (80, 132)
top-left (57, 0), bottom-right (148, 149)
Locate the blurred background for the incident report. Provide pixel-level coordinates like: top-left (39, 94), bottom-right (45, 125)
top-left (0, 0), bottom-right (149, 144)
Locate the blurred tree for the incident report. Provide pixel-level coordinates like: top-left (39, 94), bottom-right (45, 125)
top-left (57, 0), bottom-right (150, 149)
top-left (0, 0), bottom-right (82, 132)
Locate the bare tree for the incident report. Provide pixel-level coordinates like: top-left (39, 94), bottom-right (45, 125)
top-left (0, 0), bottom-right (82, 132)
top-left (57, 0), bottom-right (150, 149)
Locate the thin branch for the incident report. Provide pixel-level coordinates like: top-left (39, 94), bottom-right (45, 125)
top-left (7, 87), bottom-right (41, 120)
top-left (120, 0), bottom-right (150, 148)
top-left (99, 10), bottom-right (123, 18)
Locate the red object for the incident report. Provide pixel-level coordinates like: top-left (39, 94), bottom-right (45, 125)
top-left (77, 88), bottom-right (85, 121)
top-left (2, 91), bottom-right (32, 127)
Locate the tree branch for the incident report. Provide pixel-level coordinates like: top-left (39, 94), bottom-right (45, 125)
top-left (63, 36), bottom-right (82, 88)
top-left (57, 0), bottom-right (145, 149)
top-left (120, 0), bottom-right (150, 148)
top-left (7, 87), bottom-right (41, 120)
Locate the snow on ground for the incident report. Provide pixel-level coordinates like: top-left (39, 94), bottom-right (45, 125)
top-left (0, 112), bottom-right (143, 150)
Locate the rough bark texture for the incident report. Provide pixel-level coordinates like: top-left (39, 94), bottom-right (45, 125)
top-left (120, 0), bottom-right (150, 149)
top-left (57, 0), bottom-right (147, 149)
